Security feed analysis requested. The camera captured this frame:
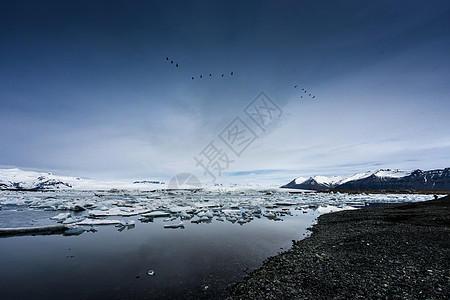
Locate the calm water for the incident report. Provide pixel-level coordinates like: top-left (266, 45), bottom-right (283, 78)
top-left (0, 190), bottom-right (433, 299)
top-left (0, 211), bottom-right (317, 299)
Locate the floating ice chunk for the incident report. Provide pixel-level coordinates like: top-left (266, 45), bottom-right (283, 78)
top-left (222, 209), bottom-right (241, 215)
top-left (0, 224), bottom-right (67, 236)
top-left (226, 216), bottom-right (237, 223)
top-left (50, 212), bottom-right (71, 221)
top-left (115, 220), bottom-right (135, 229)
top-left (295, 205), bottom-right (308, 210)
top-left (216, 217), bottom-right (224, 222)
top-left (138, 216), bottom-right (154, 223)
top-left (75, 219), bottom-right (123, 225)
top-left (317, 205), bottom-right (345, 214)
top-left (55, 204), bottom-right (69, 210)
top-left (180, 211), bottom-right (194, 220)
top-left (90, 207), bottom-right (150, 217)
top-left (169, 206), bottom-right (195, 213)
top-left (197, 210), bottom-right (213, 219)
top-left (263, 211), bottom-right (276, 218)
top-left (237, 218), bottom-right (248, 224)
top-left (278, 208), bottom-right (292, 216)
top-left (193, 202), bottom-right (220, 209)
top-left (252, 208), bottom-right (262, 214)
top-left (164, 222), bottom-right (185, 229)
top-left (142, 211), bottom-right (170, 218)
top-left (164, 216), bottom-right (177, 222)
top-left (70, 203), bottom-right (86, 211)
top-left (345, 202), bottom-right (365, 208)
top-left (275, 201), bottom-right (296, 206)
top-left (64, 225), bottom-right (85, 236)
top-left (200, 215), bottom-right (210, 222)
top-left (115, 221), bottom-right (127, 227)
top-left (63, 217), bottom-right (85, 224)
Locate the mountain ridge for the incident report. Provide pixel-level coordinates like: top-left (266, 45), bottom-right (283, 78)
top-left (281, 168), bottom-right (450, 192)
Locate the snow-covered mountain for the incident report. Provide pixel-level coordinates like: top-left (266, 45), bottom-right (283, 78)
top-left (0, 169), bottom-right (81, 190)
top-left (0, 168), bottom-right (282, 192)
top-left (281, 168), bottom-right (450, 191)
top-left (0, 169), bottom-right (167, 191)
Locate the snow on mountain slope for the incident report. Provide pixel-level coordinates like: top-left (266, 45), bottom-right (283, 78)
top-left (334, 170), bottom-right (377, 185)
top-left (294, 177), bottom-right (307, 184)
top-left (0, 169), bottom-right (167, 190)
top-left (373, 169), bottom-right (411, 178)
top-left (312, 175), bottom-right (346, 186)
top-left (0, 168), bottom-right (80, 190)
top-left (294, 169), bottom-right (412, 187)
top-left (283, 168), bottom-right (450, 191)
top-left (0, 168), bottom-right (282, 192)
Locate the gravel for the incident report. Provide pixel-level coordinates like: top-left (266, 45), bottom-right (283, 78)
top-left (228, 195), bottom-right (450, 299)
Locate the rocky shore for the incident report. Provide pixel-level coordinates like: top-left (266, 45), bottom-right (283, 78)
top-left (228, 195), bottom-right (450, 299)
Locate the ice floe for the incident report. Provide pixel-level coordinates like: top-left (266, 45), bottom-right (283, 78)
top-left (0, 189), bottom-right (436, 236)
top-left (64, 225), bottom-right (85, 236)
top-left (164, 222), bottom-right (185, 229)
top-left (50, 212), bottom-right (71, 221)
top-left (75, 219), bottom-right (123, 226)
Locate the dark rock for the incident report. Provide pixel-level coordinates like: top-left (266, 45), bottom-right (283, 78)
top-left (228, 195), bottom-right (450, 299)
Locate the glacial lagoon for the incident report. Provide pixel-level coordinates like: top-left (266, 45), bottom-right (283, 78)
top-left (0, 190), bottom-right (433, 299)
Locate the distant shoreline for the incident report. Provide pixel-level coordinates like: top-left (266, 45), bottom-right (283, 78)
top-left (228, 195), bottom-right (450, 299)
top-left (287, 189), bottom-right (450, 195)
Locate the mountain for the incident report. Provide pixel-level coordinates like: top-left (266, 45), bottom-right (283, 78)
top-left (0, 168), bottom-right (283, 191)
top-left (0, 168), bottom-right (166, 191)
top-left (0, 169), bottom-right (80, 190)
top-left (281, 168), bottom-right (450, 192)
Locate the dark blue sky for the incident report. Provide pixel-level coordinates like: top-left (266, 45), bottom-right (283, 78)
top-left (1, 0), bottom-right (449, 184)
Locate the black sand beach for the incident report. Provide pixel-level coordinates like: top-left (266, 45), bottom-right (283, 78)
top-left (228, 195), bottom-right (450, 299)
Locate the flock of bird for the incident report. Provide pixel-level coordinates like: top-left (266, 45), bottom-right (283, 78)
top-left (165, 57), bottom-right (234, 80)
top-left (165, 57), bottom-right (179, 68)
top-left (191, 72), bottom-right (234, 80)
top-left (294, 85), bottom-right (316, 100)
top-left (165, 57), bottom-right (317, 101)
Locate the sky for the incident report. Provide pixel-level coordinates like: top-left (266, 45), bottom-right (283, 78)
top-left (1, 0), bottom-right (449, 185)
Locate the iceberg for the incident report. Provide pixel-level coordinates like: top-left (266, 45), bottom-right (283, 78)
top-left (50, 212), bottom-right (71, 221)
top-left (64, 225), bottom-right (85, 236)
top-left (0, 224), bottom-right (67, 236)
top-left (142, 211), bottom-right (170, 218)
top-left (164, 222), bottom-right (185, 229)
top-left (75, 219), bottom-right (124, 226)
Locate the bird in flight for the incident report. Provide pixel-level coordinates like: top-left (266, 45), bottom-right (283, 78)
top-left (190, 71), bottom-right (234, 80)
